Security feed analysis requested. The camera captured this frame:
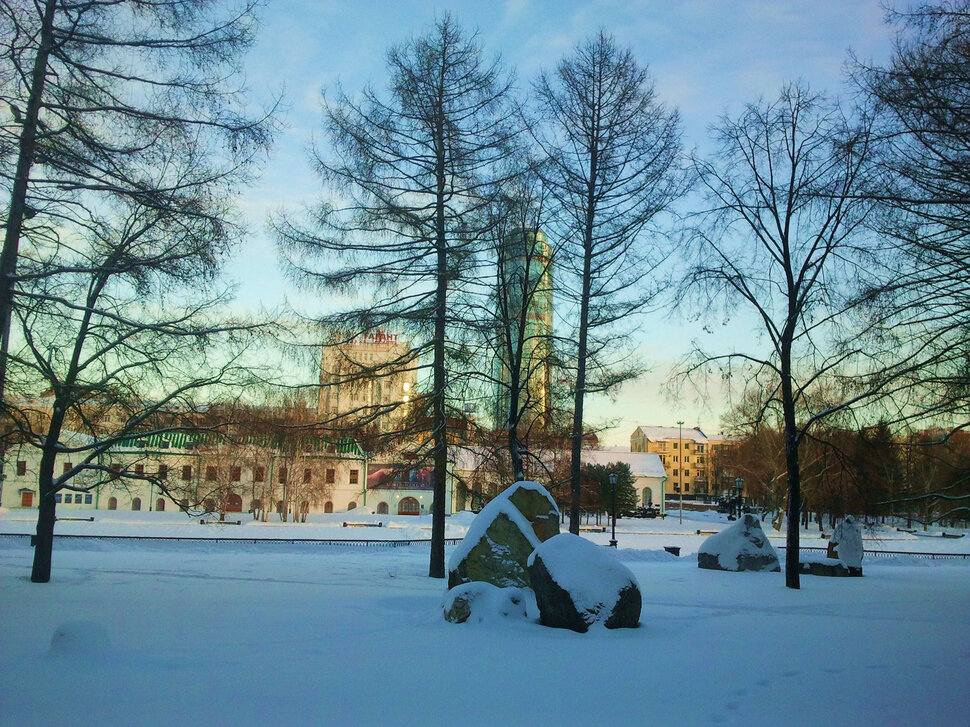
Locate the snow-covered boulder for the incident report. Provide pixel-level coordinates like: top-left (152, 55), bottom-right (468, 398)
top-left (697, 514), bottom-right (781, 572)
top-left (527, 533), bottom-right (641, 633)
top-left (442, 582), bottom-right (532, 625)
top-left (831, 515), bottom-right (864, 569)
top-left (447, 481), bottom-right (559, 590)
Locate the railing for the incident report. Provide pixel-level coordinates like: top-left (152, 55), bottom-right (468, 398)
top-left (0, 533), bottom-right (464, 548)
top-left (778, 545), bottom-right (970, 560)
top-left (1, 533), bottom-right (966, 558)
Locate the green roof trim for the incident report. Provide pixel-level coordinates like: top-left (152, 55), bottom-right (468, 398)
top-left (112, 432), bottom-right (364, 457)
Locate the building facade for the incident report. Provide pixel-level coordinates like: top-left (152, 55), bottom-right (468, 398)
top-left (2, 431), bottom-right (455, 518)
top-left (630, 426), bottom-right (738, 498)
top-left (318, 330), bottom-right (418, 431)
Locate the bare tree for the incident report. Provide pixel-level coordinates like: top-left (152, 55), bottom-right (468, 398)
top-left (0, 0), bottom-right (273, 404)
top-left (848, 2), bottom-right (970, 431)
top-left (8, 198), bottom-right (269, 581)
top-left (274, 14), bottom-right (516, 578)
top-left (0, 0), bottom-right (274, 583)
top-left (686, 84), bottom-right (877, 588)
top-left (469, 160), bottom-right (561, 482)
top-left (530, 30), bottom-right (686, 534)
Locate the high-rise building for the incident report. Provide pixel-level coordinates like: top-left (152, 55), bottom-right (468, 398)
top-left (492, 229), bottom-right (554, 431)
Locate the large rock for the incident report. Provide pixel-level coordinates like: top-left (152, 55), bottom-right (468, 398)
top-left (442, 582), bottom-right (532, 624)
top-left (527, 533), bottom-right (641, 633)
top-left (447, 481), bottom-right (559, 590)
top-left (697, 514), bottom-right (781, 572)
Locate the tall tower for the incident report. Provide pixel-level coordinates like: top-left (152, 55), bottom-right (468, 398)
top-left (493, 229), bottom-right (553, 430)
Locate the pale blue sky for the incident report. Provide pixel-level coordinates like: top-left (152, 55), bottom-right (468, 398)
top-left (230, 0), bottom-right (899, 445)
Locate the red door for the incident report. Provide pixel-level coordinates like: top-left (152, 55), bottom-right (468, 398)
top-left (21, 491), bottom-right (34, 507)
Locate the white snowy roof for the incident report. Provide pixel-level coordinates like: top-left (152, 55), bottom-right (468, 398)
top-left (631, 426), bottom-right (709, 443)
top-left (582, 449), bottom-right (666, 479)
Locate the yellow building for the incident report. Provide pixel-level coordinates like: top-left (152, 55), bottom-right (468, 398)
top-left (630, 426), bottom-right (738, 498)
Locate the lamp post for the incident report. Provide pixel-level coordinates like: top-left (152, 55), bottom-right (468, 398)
top-left (674, 483), bottom-right (682, 524)
top-left (677, 420), bottom-right (684, 524)
top-left (609, 472), bottom-right (618, 548)
top-left (735, 476), bottom-right (744, 519)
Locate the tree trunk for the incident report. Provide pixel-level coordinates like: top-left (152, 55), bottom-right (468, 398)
top-left (31, 425), bottom-right (62, 583)
top-left (569, 149), bottom-right (598, 536)
top-left (1, 0), bottom-right (58, 397)
top-left (429, 129), bottom-right (448, 579)
top-left (781, 353), bottom-right (801, 589)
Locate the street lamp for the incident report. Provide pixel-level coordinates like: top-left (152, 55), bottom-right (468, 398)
top-left (677, 420), bottom-right (684, 524)
top-left (608, 472), bottom-right (618, 548)
top-left (734, 476), bottom-right (744, 519)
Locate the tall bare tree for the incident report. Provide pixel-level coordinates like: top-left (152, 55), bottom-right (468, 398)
top-left (0, 0), bottom-right (274, 583)
top-left (848, 2), bottom-right (970, 431)
top-left (686, 84), bottom-right (876, 588)
top-left (9, 203), bottom-right (264, 582)
top-left (274, 14), bottom-right (516, 578)
top-left (530, 30), bottom-right (686, 534)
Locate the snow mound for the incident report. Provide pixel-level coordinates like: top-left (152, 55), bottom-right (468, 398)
top-left (48, 621), bottom-right (113, 659)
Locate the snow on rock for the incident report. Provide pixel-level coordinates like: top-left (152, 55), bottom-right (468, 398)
top-left (697, 513), bottom-right (780, 572)
top-left (527, 533), bottom-right (641, 632)
top-left (447, 481), bottom-right (558, 590)
top-left (831, 515), bottom-right (864, 569)
top-left (442, 582), bottom-right (533, 624)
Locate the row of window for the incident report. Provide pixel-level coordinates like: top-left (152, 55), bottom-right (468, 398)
top-left (655, 442), bottom-right (707, 453)
top-left (15, 460), bottom-right (360, 485)
top-left (660, 454), bottom-right (706, 464)
top-left (54, 493), bottom-right (93, 504)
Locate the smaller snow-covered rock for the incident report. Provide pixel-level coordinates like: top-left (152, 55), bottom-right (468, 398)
top-left (697, 514), bottom-right (780, 572)
top-left (831, 515), bottom-right (864, 569)
top-left (527, 533), bottom-right (641, 633)
top-left (442, 582), bottom-right (532, 624)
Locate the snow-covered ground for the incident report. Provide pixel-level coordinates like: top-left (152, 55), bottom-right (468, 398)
top-left (2, 508), bottom-right (968, 726)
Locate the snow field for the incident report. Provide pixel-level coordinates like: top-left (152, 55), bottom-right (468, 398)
top-left (1, 510), bottom-right (968, 726)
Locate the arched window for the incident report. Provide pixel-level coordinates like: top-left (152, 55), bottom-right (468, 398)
top-left (642, 487), bottom-right (653, 507)
top-left (347, 501), bottom-right (357, 511)
top-left (155, 498), bottom-right (166, 512)
top-left (324, 501), bottom-right (333, 513)
top-left (225, 493), bottom-right (243, 512)
top-left (398, 497), bottom-right (420, 516)
top-left (131, 497), bottom-right (142, 511)
top-left (377, 501), bottom-right (389, 515)
top-left (107, 496), bottom-right (118, 510)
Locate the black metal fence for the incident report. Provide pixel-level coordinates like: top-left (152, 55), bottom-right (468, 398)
top-left (0, 533), bottom-right (464, 548)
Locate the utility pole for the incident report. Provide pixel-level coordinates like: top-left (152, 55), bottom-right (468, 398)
top-left (677, 420), bottom-right (684, 524)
